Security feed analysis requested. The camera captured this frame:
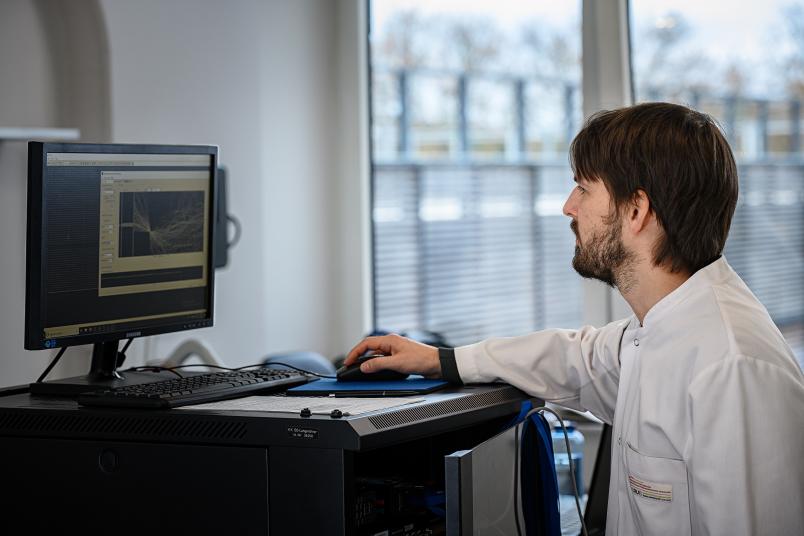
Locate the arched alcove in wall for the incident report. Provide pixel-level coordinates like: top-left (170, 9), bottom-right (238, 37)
top-left (0, 0), bottom-right (111, 387)
top-left (32, 0), bottom-right (112, 141)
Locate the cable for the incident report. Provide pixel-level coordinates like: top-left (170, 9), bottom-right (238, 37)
top-left (116, 337), bottom-right (135, 368)
top-left (36, 346), bottom-right (68, 383)
top-left (238, 361), bottom-right (336, 379)
top-left (513, 417), bottom-right (523, 536)
top-left (120, 338), bottom-right (134, 354)
top-left (120, 365), bottom-right (184, 379)
top-left (514, 406), bottom-right (589, 536)
top-left (37, 347), bottom-right (332, 385)
top-left (167, 363), bottom-right (240, 371)
top-left (227, 214), bottom-right (242, 248)
top-left (162, 361), bottom-right (336, 379)
top-left (125, 361), bottom-right (337, 380)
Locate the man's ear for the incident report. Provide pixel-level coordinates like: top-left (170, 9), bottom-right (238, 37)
top-left (627, 189), bottom-right (653, 234)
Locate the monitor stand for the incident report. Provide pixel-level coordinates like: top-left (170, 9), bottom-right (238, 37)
top-left (29, 340), bottom-right (175, 397)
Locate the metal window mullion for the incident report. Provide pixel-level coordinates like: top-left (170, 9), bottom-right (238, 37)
top-left (458, 75), bottom-right (469, 157)
top-left (582, 0), bottom-right (633, 325)
top-left (529, 165), bottom-right (545, 328)
top-left (794, 145), bottom-right (804, 314)
top-left (469, 165), bottom-right (482, 340)
top-left (757, 99), bottom-right (769, 156)
top-left (414, 165), bottom-right (427, 330)
top-left (564, 83), bottom-right (576, 145)
top-left (724, 95), bottom-right (738, 145)
top-left (689, 90), bottom-right (701, 110)
top-left (398, 69), bottom-right (410, 158)
top-left (790, 100), bottom-right (801, 154)
top-left (515, 79), bottom-right (527, 157)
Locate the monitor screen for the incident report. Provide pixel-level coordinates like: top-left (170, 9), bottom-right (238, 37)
top-left (25, 142), bottom-right (217, 352)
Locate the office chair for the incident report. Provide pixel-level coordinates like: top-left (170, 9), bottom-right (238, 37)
top-left (156, 339), bottom-right (225, 368)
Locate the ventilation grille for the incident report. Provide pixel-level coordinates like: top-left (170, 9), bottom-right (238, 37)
top-left (0, 412), bottom-right (247, 441)
top-left (368, 388), bottom-right (520, 429)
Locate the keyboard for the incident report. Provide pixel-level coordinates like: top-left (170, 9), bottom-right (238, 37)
top-left (77, 368), bottom-right (311, 409)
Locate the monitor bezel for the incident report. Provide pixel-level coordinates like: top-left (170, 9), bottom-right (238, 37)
top-left (25, 141), bottom-right (218, 351)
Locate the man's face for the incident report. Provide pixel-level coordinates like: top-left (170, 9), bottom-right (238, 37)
top-left (562, 176), bottom-right (633, 287)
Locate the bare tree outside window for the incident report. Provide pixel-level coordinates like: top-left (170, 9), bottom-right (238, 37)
top-left (370, 1), bottom-right (802, 366)
top-left (780, 3), bottom-right (804, 97)
top-left (631, 0), bottom-right (804, 366)
top-left (370, 1), bottom-right (583, 346)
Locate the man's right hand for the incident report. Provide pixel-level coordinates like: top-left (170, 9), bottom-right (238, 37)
top-left (344, 334), bottom-right (442, 379)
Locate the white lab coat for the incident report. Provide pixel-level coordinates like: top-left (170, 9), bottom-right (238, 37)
top-left (454, 257), bottom-right (804, 535)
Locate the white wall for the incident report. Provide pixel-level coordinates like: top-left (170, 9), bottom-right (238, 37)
top-left (0, 1), bottom-right (58, 388)
top-left (0, 0), bottom-right (372, 387)
top-left (0, 0), bottom-right (111, 386)
top-left (100, 0), bottom-right (371, 368)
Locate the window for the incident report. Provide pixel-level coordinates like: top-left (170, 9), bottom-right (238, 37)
top-left (369, 0), bottom-right (583, 346)
top-left (369, 1), bottom-right (803, 366)
top-left (631, 0), bottom-right (804, 367)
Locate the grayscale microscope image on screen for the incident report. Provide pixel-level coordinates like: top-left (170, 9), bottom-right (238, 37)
top-left (119, 190), bottom-right (205, 257)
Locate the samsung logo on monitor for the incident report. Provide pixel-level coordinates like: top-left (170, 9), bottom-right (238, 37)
top-left (126, 331), bottom-right (142, 337)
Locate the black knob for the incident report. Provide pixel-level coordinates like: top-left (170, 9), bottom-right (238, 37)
top-left (98, 449), bottom-right (118, 473)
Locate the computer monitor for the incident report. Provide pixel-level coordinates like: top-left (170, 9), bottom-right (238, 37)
top-left (25, 142), bottom-right (218, 395)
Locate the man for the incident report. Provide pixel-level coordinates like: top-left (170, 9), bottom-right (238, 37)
top-left (345, 103), bottom-right (804, 535)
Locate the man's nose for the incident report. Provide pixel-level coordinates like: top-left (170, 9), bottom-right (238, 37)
top-left (563, 189), bottom-right (577, 218)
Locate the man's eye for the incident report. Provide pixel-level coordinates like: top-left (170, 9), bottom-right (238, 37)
top-left (576, 185), bottom-right (586, 194)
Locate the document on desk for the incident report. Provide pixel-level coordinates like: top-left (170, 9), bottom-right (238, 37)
top-left (176, 395), bottom-right (425, 416)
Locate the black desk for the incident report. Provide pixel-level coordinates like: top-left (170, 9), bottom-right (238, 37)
top-left (0, 384), bottom-right (533, 535)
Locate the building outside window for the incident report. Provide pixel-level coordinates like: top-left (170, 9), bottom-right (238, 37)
top-left (369, 0), bottom-right (803, 368)
top-left (370, 0), bottom-right (583, 346)
top-left (631, 0), bottom-right (804, 367)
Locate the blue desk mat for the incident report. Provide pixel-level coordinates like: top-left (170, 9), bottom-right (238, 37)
top-left (287, 376), bottom-right (449, 396)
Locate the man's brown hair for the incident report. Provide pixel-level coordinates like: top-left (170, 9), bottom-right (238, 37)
top-left (570, 102), bottom-right (739, 274)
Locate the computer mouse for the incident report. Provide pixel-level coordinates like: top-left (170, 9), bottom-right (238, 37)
top-left (336, 355), bottom-right (409, 382)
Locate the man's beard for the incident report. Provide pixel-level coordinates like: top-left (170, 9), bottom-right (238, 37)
top-left (571, 218), bottom-right (635, 290)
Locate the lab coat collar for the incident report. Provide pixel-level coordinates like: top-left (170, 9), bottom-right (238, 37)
top-left (639, 256), bottom-right (731, 329)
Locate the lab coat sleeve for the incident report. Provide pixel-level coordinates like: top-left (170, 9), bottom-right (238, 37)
top-left (687, 355), bottom-right (804, 535)
top-left (453, 321), bottom-right (628, 424)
